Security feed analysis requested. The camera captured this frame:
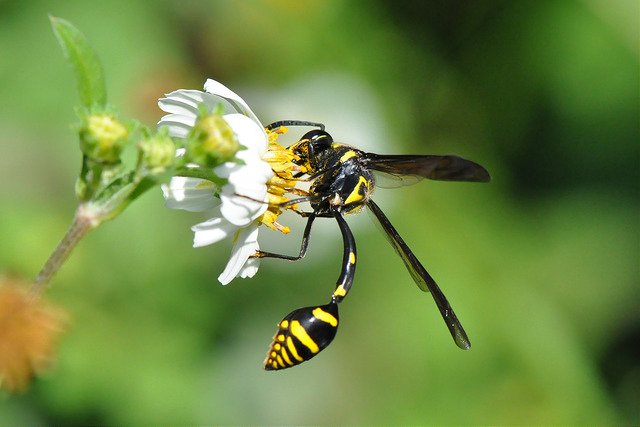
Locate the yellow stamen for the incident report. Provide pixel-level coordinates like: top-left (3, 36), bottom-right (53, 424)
top-left (259, 127), bottom-right (304, 234)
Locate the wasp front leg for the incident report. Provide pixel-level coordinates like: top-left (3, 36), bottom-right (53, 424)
top-left (253, 214), bottom-right (316, 261)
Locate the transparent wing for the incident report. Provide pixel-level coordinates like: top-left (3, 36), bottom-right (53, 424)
top-left (371, 170), bottom-right (425, 189)
top-left (366, 199), bottom-right (471, 350)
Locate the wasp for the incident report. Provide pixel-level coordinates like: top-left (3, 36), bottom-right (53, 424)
top-left (256, 120), bottom-right (490, 370)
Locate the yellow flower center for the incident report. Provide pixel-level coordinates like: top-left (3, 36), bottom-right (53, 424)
top-left (259, 126), bottom-right (306, 234)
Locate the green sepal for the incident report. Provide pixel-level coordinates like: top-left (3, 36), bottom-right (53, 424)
top-left (80, 162), bottom-right (177, 225)
top-left (89, 172), bottom-right (137, 220)
top-left (50, 15), bottom-right (107, 109)
top-left (232, 144), bottom-right (248, 166)
top-left (173, 166), bottom-right (227, 187)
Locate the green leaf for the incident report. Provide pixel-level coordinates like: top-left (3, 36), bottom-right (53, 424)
top-left (50, 15), bottom-right (107, 109)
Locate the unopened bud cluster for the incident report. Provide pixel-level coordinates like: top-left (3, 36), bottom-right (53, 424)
top-left (139, 132), bottom-right (176, 173)
top-left (79, 113), bottom-right (128, 163)
top-left (187, 114), bottom-right (239, 167)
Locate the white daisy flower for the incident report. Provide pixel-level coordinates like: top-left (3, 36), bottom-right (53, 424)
top-left (158, 79), bottom-right (299, 285)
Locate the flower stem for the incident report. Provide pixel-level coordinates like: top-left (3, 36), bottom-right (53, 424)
top-left (31, 205), bottom-right (96, 298)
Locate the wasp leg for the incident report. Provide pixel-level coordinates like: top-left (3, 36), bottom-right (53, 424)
top-left (266, 120), bottom-right (325, 131)
top-left (277, 194), bottom-right (323, 208)
top-left (290, 164), bottom-right (343, 182)
top-left (287, 188), bottom-right (310, 197)
top-left (254, 214), bottom-right (316, 261)
top-left (264, 301), bottom-right (339, 370)
top-left (252, 210), bottom-right (334, 261)
top-left (366, 199), bottom-right (471, 349)
top-left (230, 192), bottom-right (323, 210)
top-left (331, 210), bottom-right (357, 303)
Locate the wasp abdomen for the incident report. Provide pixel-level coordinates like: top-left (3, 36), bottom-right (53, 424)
top-left (264, 302), bottom-right (339, 370)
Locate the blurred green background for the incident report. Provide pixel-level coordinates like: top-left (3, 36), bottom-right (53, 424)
top-left (1, 0), bottom-right (638, 424)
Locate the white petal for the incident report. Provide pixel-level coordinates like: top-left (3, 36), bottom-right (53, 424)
top-left (191, 210), bottom-right (236, 247)
top-left (213, 161), bottom-right (240, 180)
top-left (232, 158), bottom-right (273, 184)
top-left (204, 79), bottom-right (263, 127)
top-left (223, 113), bottom-right (268, 153)
top-left (162, 177), bottom-right (219, 212)
top-left (217, 225), bottom-right (260, 285)
top-left (238, 255), bottom-right (260, 279)
top-left (219, 183), bottom-right (268, 226)
top-left (158, 113), bottom-right (197, 139)
top-left (161, 89), bottom-right (219, 111)
top-left (218, 156), bottom-right (272, 187)
top-left (158, 96), bottom-right (200, 117)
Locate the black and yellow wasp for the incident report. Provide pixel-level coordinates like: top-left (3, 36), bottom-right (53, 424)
top-left (256, 120), bottom-right (490, 371)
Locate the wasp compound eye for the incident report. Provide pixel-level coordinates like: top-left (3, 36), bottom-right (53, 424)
top-left (300, 129), bottom-right (331, 142)
top-left (264, 302), bottom-right (339, 370)
top-left (301, 129), bottom-right (333, 146)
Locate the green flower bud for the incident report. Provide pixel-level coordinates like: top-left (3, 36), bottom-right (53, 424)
top-left (139, 133), bottom-right (176, 173)
top-left (187, 114), bottom-right (239, 167)
top-left (79, 113), bottom-right (128, 163)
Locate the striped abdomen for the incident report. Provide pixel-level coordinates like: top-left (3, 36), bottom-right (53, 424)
top-left (264, 302), bottom-right (339, 370)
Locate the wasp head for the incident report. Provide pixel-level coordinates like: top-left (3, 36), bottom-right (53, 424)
top-left (288, 129), bottom-right (333, 173)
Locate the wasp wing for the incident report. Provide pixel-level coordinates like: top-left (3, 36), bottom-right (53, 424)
top-left (370, 170), bottom-right (424, 189)
top-left (363, 154), bottom-right (490, 188)
top-left (366, 199), bottom-right (471, 350)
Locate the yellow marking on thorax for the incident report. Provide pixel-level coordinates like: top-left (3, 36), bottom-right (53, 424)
top-left (333, 285), bottom-right (347, 298)
top-left (312, 307), bottom-right (338, 327)
top-left (339, 150), bottom-right (357, 163)
top-left (349, 252), bottom-right (356, 264)
top-left (286, 336), bottom-right (304, 362)
top-left (344, 175), bottom-right (369, 205)
top-left (290, 320), bottom-right (320, 353)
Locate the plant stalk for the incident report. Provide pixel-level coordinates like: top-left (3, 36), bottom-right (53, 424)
top-left (30, 205), bottom-right (95, 298)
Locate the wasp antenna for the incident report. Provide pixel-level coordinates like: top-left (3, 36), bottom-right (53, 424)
top-left (266, 120), bottom-right (325, 131)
